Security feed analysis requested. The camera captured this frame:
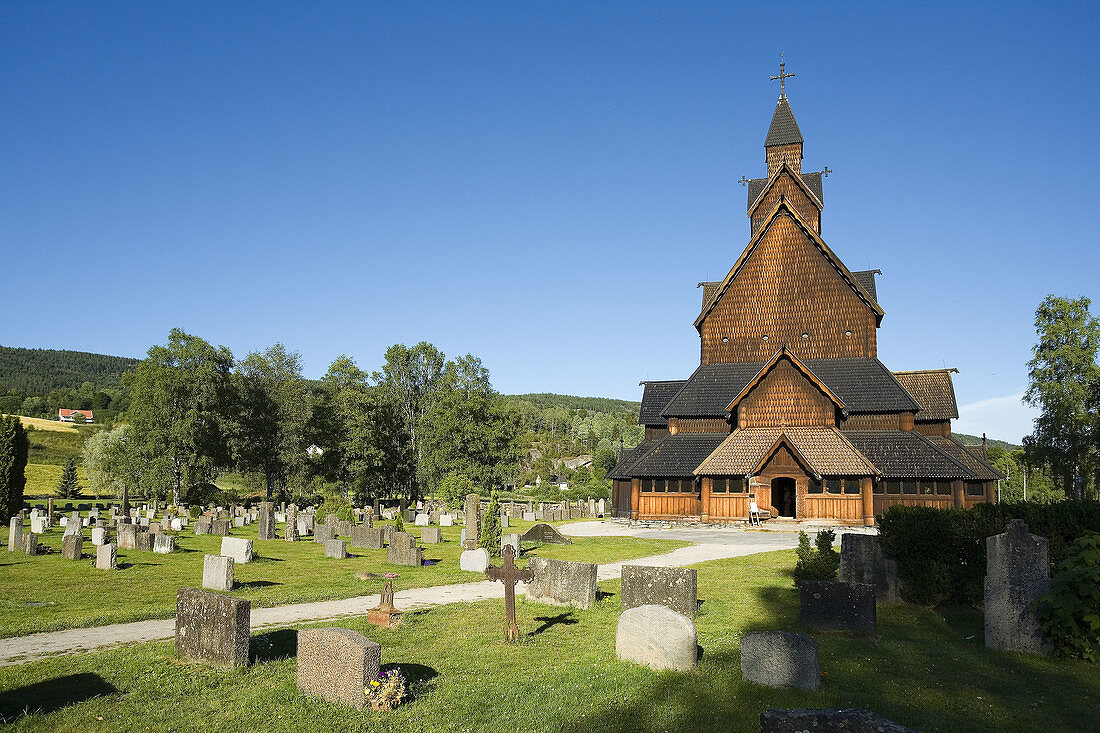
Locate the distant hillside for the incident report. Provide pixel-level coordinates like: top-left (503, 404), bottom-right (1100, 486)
top-left (506, 393), bottom-right (640, 414)
top-left (0, 345), bottom-right (139, 394)
top-left (954, 432), bottom-right (1021, 452)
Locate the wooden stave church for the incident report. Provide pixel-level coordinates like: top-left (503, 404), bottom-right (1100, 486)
top-left (609, 85), bottom-right (1003, 525)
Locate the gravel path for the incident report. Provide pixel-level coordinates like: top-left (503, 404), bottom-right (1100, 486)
top-left (0, 520), bottom-right (806, 666)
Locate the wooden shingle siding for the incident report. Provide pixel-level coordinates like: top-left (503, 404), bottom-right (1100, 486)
top-left (737, 359), bottom-right (835, 428)
top-left (677, 418), bottom-right (731, 433)
top-left (841, 413), bottom-right (903, 430)
top-left (766, 144), bottom-right (803, 176)
top-left (750, 170), bottom-right (820, 234)
top-left (700, 214), bottom-right (877, 364)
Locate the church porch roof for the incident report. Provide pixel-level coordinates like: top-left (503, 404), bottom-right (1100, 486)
top-left (695, 426), bottom-right (878, 477)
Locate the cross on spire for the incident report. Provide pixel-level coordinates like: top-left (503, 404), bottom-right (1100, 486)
top-left (771, 53), bottom-right (795, 98)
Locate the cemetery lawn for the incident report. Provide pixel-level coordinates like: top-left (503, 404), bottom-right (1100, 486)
top-left (1, 549), bottom-right (1095, 732)
top-left (0, 519), bottom-right (687, 638)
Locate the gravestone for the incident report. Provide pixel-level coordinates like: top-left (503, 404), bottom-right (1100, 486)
top-left (324, 539), bottom-right (348, 559)
top-left (421, 527), bottom-right (442, 544)
top-left (501, 532), bottom-right (519, 557)
top-left (195, 519), bottom-right (212, 535)
top-left (526, 557), bottom-right (597, 609)
top-left (203, 554), bottom-right (234, 591)
top-left (985, 520), bottom-right (1051, 655)
top-left (30, 516), bottom-right (46, 534)
top-left (62, 534), bottom-right (83, 560)
top-left (336, 520), bottom-right (352, 537)
top-left (380, 525), bottom-right (395, 546)
top-left (118, 523), bottom-right (138, 550)
top-left (386, 532), bottom-right (422, 566)
top-left (740, 631), bottom-right (820, 690)
top-left (296, 517), bottom-right (310, 538)
top-left (520, 523), bottom-right (571, 545)
top-left (414, 513), bottom-right (430, 526)
top-left (615, 604), bottom-right (697, 671)
top-left (297, 627), bottom-right (380, 709)
top-left (325, 513), bottom-right (337, 526)
top-left (135, 531), bottom-right (154, 552)
top-left (500, 514), bottom-right (510, 529)
top-left (759, 708), bottom-right (918, 733)
top-left (233, 517), bottom-right (245, 528)
top-left (621, 565), bottom-right (698, 619)
top-left (175, 588), bottom-right (251, 667)
top-left (367, 581), bottom-right (403, 628)
top-left (314, 525), bottom-right (336, 544)
top-left (523, 512), bottom-right (536, 522)
top-left (91, 527), bottom-right (107, 545)
top-left (154, 534), bottom-right (177, 554)
top-left (462, 494), bottom-right (481, 550)
top-left (485, 544), bottom-right (535, 641)
top-left (839, 534), bottom-right (900, 603)
top-left (800, 581), bottom-right (876, 634)
top-left (220, 536), bottom-right (254, 564)
top-left (95, 542), bottom-right (117, 570)
top-left (149, 522), bottom-right (162, 535)
top-left (8, 517), bottom-right (21, 553)
top-left (210, 519), bottom-right (231, 536)
top-left (460, 547), bottom-right (491, 572)
top-left (349, 525), bottom-right (383, 549)
top-left (64, 514), bottom-right (81, 537)
top-left (285, 505), bottom-right (299, 542)
top-left (440, 514), bottom-right (454, 527)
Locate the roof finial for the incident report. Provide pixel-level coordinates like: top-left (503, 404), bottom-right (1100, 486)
top-left (771, 52), bottom-right (795, 98)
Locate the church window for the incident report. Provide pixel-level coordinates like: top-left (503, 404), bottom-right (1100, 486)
top-left (966, 482), bottom-right (985, 496)
top-left (654, 479), bottom-right (666, 493)
top-left (919, 481), bottom-right (934, 495)
top-left (902, 481), bottom-right (918, 495)
top-left (808, 478), bottom-right (823, 494)
top-left (935, 481), bottom-right (952, 496)
top-left (825, 478), bottom-right (841, 494)
top-left (721, 336), bottom-right (729, 343)
top-left (885, 481), bottom-right (902, 494)
top-left (845, 330), bottom-right (852, 337)
top-left (641, 479), bottom-right (652, 492)
top-left (730, 477), bottom-right (745, 493)
top-left (843, 479), bottom-right (861, 494)
top-left (712, 478), bottom-right (727, 494)
top-left (801, 332), bottom-right (809, 339)
top-left (873, 481), bottom-right (884, 495)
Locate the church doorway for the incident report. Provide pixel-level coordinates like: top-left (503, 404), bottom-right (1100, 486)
top-left (771, 477), bottom-right (796, 518)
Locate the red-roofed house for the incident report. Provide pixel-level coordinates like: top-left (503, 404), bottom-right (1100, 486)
top-left (58, 409), bottom-right (94, 423)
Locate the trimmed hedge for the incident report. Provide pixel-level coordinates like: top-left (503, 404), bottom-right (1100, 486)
top-left (878, 500), bottom-right (1100, 607)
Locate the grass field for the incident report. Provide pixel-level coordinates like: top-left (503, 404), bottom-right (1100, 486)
top-left (0, 548), bottom-right (1095, 732)
top-left (0, 518), bottom-right (687, 638)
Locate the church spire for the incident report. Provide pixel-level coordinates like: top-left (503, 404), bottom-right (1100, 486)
top-left (764, 56), bottom-right (804, 175)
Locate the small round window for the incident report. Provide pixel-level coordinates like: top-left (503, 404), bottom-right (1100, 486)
top-left (844, 330), bottom-right (852, 337)
top-left (762, 334), bottom-right (769, 341)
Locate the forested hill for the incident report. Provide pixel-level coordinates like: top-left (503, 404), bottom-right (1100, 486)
top-left (0, 345), bottom-right (140, 394)
top-left (954, 432), bottom-right (1021, 452)
top-left (506, 393), bottom-right (640, 414)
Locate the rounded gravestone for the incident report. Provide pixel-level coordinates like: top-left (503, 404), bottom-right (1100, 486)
top-left (615, 604), bottom-right (697, 671)
top-left (460, 547), bottom-right (491, 572)
top-left (740, 630), bottom-right (820, 690)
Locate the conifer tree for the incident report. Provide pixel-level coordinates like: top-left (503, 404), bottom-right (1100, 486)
top-left (56, 456), bottom-right (82, 499)
top-left (0, 415), bottom-right (29, 524)
top-left (480, 492), bottom-right (502, 557)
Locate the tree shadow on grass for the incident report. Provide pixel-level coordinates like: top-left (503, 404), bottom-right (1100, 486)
top-left (249, 628), bottom-right (298, 664)
top-left (0, 673), bottom-right (118, 723)
top-left (235, 580), bottom-right (281, 589)
top-left (528, 612), bottom-right (578, 636)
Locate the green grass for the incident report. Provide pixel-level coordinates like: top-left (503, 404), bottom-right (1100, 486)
top-left (0, 518), bottom-right (687, 638)
top-left (0, 549), bottom-right (1095, 732)
top-left (25, 425), bottom-right (100, 466)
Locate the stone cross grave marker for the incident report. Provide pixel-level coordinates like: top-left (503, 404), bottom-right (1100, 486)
top-left (367, 580), bottom-right (403, 628)
top-left (485, 544), bottom-right (534, 641)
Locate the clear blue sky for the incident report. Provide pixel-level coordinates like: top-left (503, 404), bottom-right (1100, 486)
top-left (3, 2), bottom-right (1098, 442)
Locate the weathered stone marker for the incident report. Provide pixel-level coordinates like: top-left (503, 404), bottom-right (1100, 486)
top-left (95, 542), bottom-right (117, 570)
top-left (621, 565), bottom-right (697, 618)
top-left (22, 533), bottom-right (38, 555)
top-left (153, 534), bottom-right (177, 554)
top-left (297, 627), bottom-right (380, 709)
top-left (985, 519), bottom-right (1051, 655)
top-left (257, 501), bottom-right (275, 540)
top-left (8, 517), bottom-right (21, 553)
top-left (460, 547), bottom-right (490, 572)
top-left (800, 580), bottom-right (876, 634)
top-left (421, 526), bottom-right (442, 544)
top-left (486, 544), bottom-right (535, 641)
top-left (285, 504), bottom-right (298, 542)
top-left (210, 518), bottom-right (231, 536)
top-left (526, 557), bottom-right (597, 609)
top-left (175, 588), bottom-right (251, 667)
top-left (324, 539), bottom-right (348, 559)
top-left (740, 630), bottom-right (820, 690)
top-left (62, 534), bottom-right (83, 560)
top-left (367, 581), bottom-right (402, 628)
top-left (118, 523), bottom-right (138, 550)
top-left (220, 536), bottom-right (253, 564)
top-left (386, 532), bottom-right (422, 566)
top-left (349, 525), bottom-right (383, 549)
top-left (462, 493), bottom-right (481, 550)
top-left (615, 604), bottom-right (697, 671)
top-left (203, 554), bottom-right (234, 591)
top-left (839, 533), bottom-right (900, 603)
top-left (519, 522), bottom-right (571, 545)
top-left (314, 525), bottom-right (336, 544)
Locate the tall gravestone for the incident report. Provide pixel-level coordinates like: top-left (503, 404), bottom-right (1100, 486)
top-left (839, 533), bottom-right (900, 603)
top-left (285, 505), bottom-right (299, 542)
top-left (7, 517), bottom-right (21, 553)
top-left (985, 520), bottom-right (1051, 655)
top-left (62, 534), bottom-right (83, 560)
top-left (257, 502), bottom-right (275, 540)
top-left (462, 493), bottom-right (481, 550)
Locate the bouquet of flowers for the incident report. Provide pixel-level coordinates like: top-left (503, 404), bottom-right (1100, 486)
top-left (366, 668), bottom-right (409, 711)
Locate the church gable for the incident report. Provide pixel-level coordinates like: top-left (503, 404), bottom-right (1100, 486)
top-left (749, 166), bottom-right (821, 235)
top-left (698, 205), bottom-right (880, 363)
top-left (734, 356), bottom-right (837, 428)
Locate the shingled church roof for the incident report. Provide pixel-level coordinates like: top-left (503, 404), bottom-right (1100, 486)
top-left (893, 369), bottom-right (959, 421)
top-left (638, 380), bottom-right (687, 426)
top-left (607, 439), bottom-right (660, 480)
top-left (626, 433), bottom-right (729, 477)
top-left (695, 427), bottom-right (878, 477)
top-left (843, 430), bottom-right (972, 479)
top-left (765, 96), bottom-right (803, 147)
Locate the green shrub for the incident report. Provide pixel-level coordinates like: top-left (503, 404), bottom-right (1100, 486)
top-left (792, 529), bottom-right (839, 586)
top-left (318, 489), bottom-right (354, 524)
top-left (879, 500), bottom-right (1100, 606)
top-left (1036, 532), bottom-right (1100, 661)
top-left (189, 505), bottom-right (202, 518)
top-left (393, 512), bottom-right (404, 533)
top-left (438, 473), bottom-right (477, 509)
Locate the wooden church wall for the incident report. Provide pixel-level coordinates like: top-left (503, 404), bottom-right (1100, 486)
top-left (736, 358), bottom-right (835, 428)
top-left (700, 214), bottom-right (878, 364)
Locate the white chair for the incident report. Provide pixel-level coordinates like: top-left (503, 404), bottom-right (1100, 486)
top-left (748, 497), bottom-right (762, 527)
